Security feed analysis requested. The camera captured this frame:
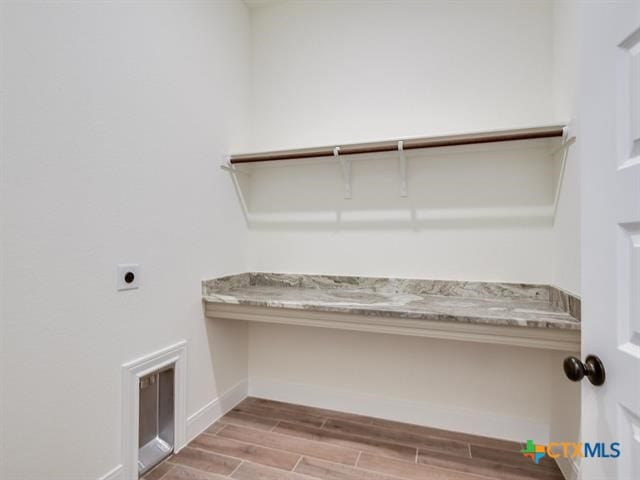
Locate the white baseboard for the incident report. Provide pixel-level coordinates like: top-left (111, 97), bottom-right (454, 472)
top-left (98, 464), bottom-right (123, 480)
top-left (249, 377), bottom-right (550, 443)
top-left (556, 456), bottom-right (580, 480)
top-left (186, 379), bottom-right (248, 444)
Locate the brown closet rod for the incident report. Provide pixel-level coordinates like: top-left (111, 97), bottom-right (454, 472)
top-left (229, 126), bottom-right (565, 164)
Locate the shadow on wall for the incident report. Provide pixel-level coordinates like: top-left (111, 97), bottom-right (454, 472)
top-left (227, 139), bottom-right (561, 231)
top-left (204, 316), bottom-right (248, 396)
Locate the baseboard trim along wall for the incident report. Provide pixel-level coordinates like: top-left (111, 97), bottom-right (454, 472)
top-left (185, 379), bottom-right (249, 443)
top-left (248, 377), bottom-right (550, 444)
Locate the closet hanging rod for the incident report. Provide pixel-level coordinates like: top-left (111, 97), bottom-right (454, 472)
top-left (229, 125), bottom-right (565, 164)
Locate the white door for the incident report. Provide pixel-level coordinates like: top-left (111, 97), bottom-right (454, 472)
top-left (580, 1), bottom-right (640, 479)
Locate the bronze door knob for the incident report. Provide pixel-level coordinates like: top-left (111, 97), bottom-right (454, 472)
top-left (563, 355), bottom-right (606, 386)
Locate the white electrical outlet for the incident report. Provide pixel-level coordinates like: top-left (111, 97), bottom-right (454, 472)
top-left (117, 264), bottom-right (140, 291)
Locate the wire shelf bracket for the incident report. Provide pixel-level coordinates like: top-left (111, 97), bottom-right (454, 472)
top-left (334, 146), bottom-right (352, 199)
top-left (551, 125), bottom-right (577, 223)
top-left (398, 140), bottom-right (408, 197)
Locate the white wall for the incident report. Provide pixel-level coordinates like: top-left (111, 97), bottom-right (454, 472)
top-left (0, 2), bottom-right (250, 479)
top-left (551, 0), bottom-right (581, 296)
top-left (246, 0), bottom-right (560, 284)
top-left (249, 324), bottom-right (554, 441)
top-left (551, 146), bottom-right (580, 296)
top-left (242, 0), bottom-right (579, 444)
top-left (0, 2), bottom-right (583, 477)
top-left (249, 0), bottom-right (555, 151)
top-left (244, 141), bottom-right (556, 282)
top-left (243, 142), bottom-right (553, 283)
top-left (548, 3), bottom-right (581, 475)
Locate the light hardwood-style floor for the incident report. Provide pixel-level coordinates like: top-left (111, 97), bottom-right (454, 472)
top-left (142, 397), bottom-right (564, 480)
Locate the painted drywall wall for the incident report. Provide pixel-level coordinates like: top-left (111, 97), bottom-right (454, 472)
top-left (243, 0), bottom-right (578, 443)
top-left (549, 5), bottom-right (581, 474)
top-left (0, 1), bottom-right (583, 477)
top-left (248, 0), bottom-right (555, 151)
top-left (551, 146), bottom-right (580, 297)
top-left (551, 0), bottom-right (581, 296)
top-left (243, 141), bottom-right (556, 283)
top-left (245, 0), bottom-right (560, 283)
top-left (248, 324), bottom-right (555, 442)
top-left (0, 2), bottom-right (250, 479)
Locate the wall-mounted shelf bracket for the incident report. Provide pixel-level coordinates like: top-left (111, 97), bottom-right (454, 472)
top-left (398, 141), bottom-right (408, 197)
top-left (220, 157), bottom-right (251, 225)
top-left (220, 158), bottom-right (250, 176)
top-left (334, 146), bottom-right (352, 199)
top-left (552, 125), bottom-right (577, 223)
top-left (550, 127), bottom-right (576, 156)
top-left (220, 163), bottom-right (234, 173)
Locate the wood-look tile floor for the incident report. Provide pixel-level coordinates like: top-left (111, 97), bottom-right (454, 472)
top-left (142, 397), bottom-right (564, 480)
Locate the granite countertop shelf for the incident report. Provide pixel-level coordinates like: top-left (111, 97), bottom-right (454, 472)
top-left (202, 273), bottom-right (581, 351)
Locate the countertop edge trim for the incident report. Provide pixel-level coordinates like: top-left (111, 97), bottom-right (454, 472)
top-left (204, 302), bottom-right (580, 352)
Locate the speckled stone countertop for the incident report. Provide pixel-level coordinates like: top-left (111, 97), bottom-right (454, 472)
top-left (202, 273), bottom-right (581, 331)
